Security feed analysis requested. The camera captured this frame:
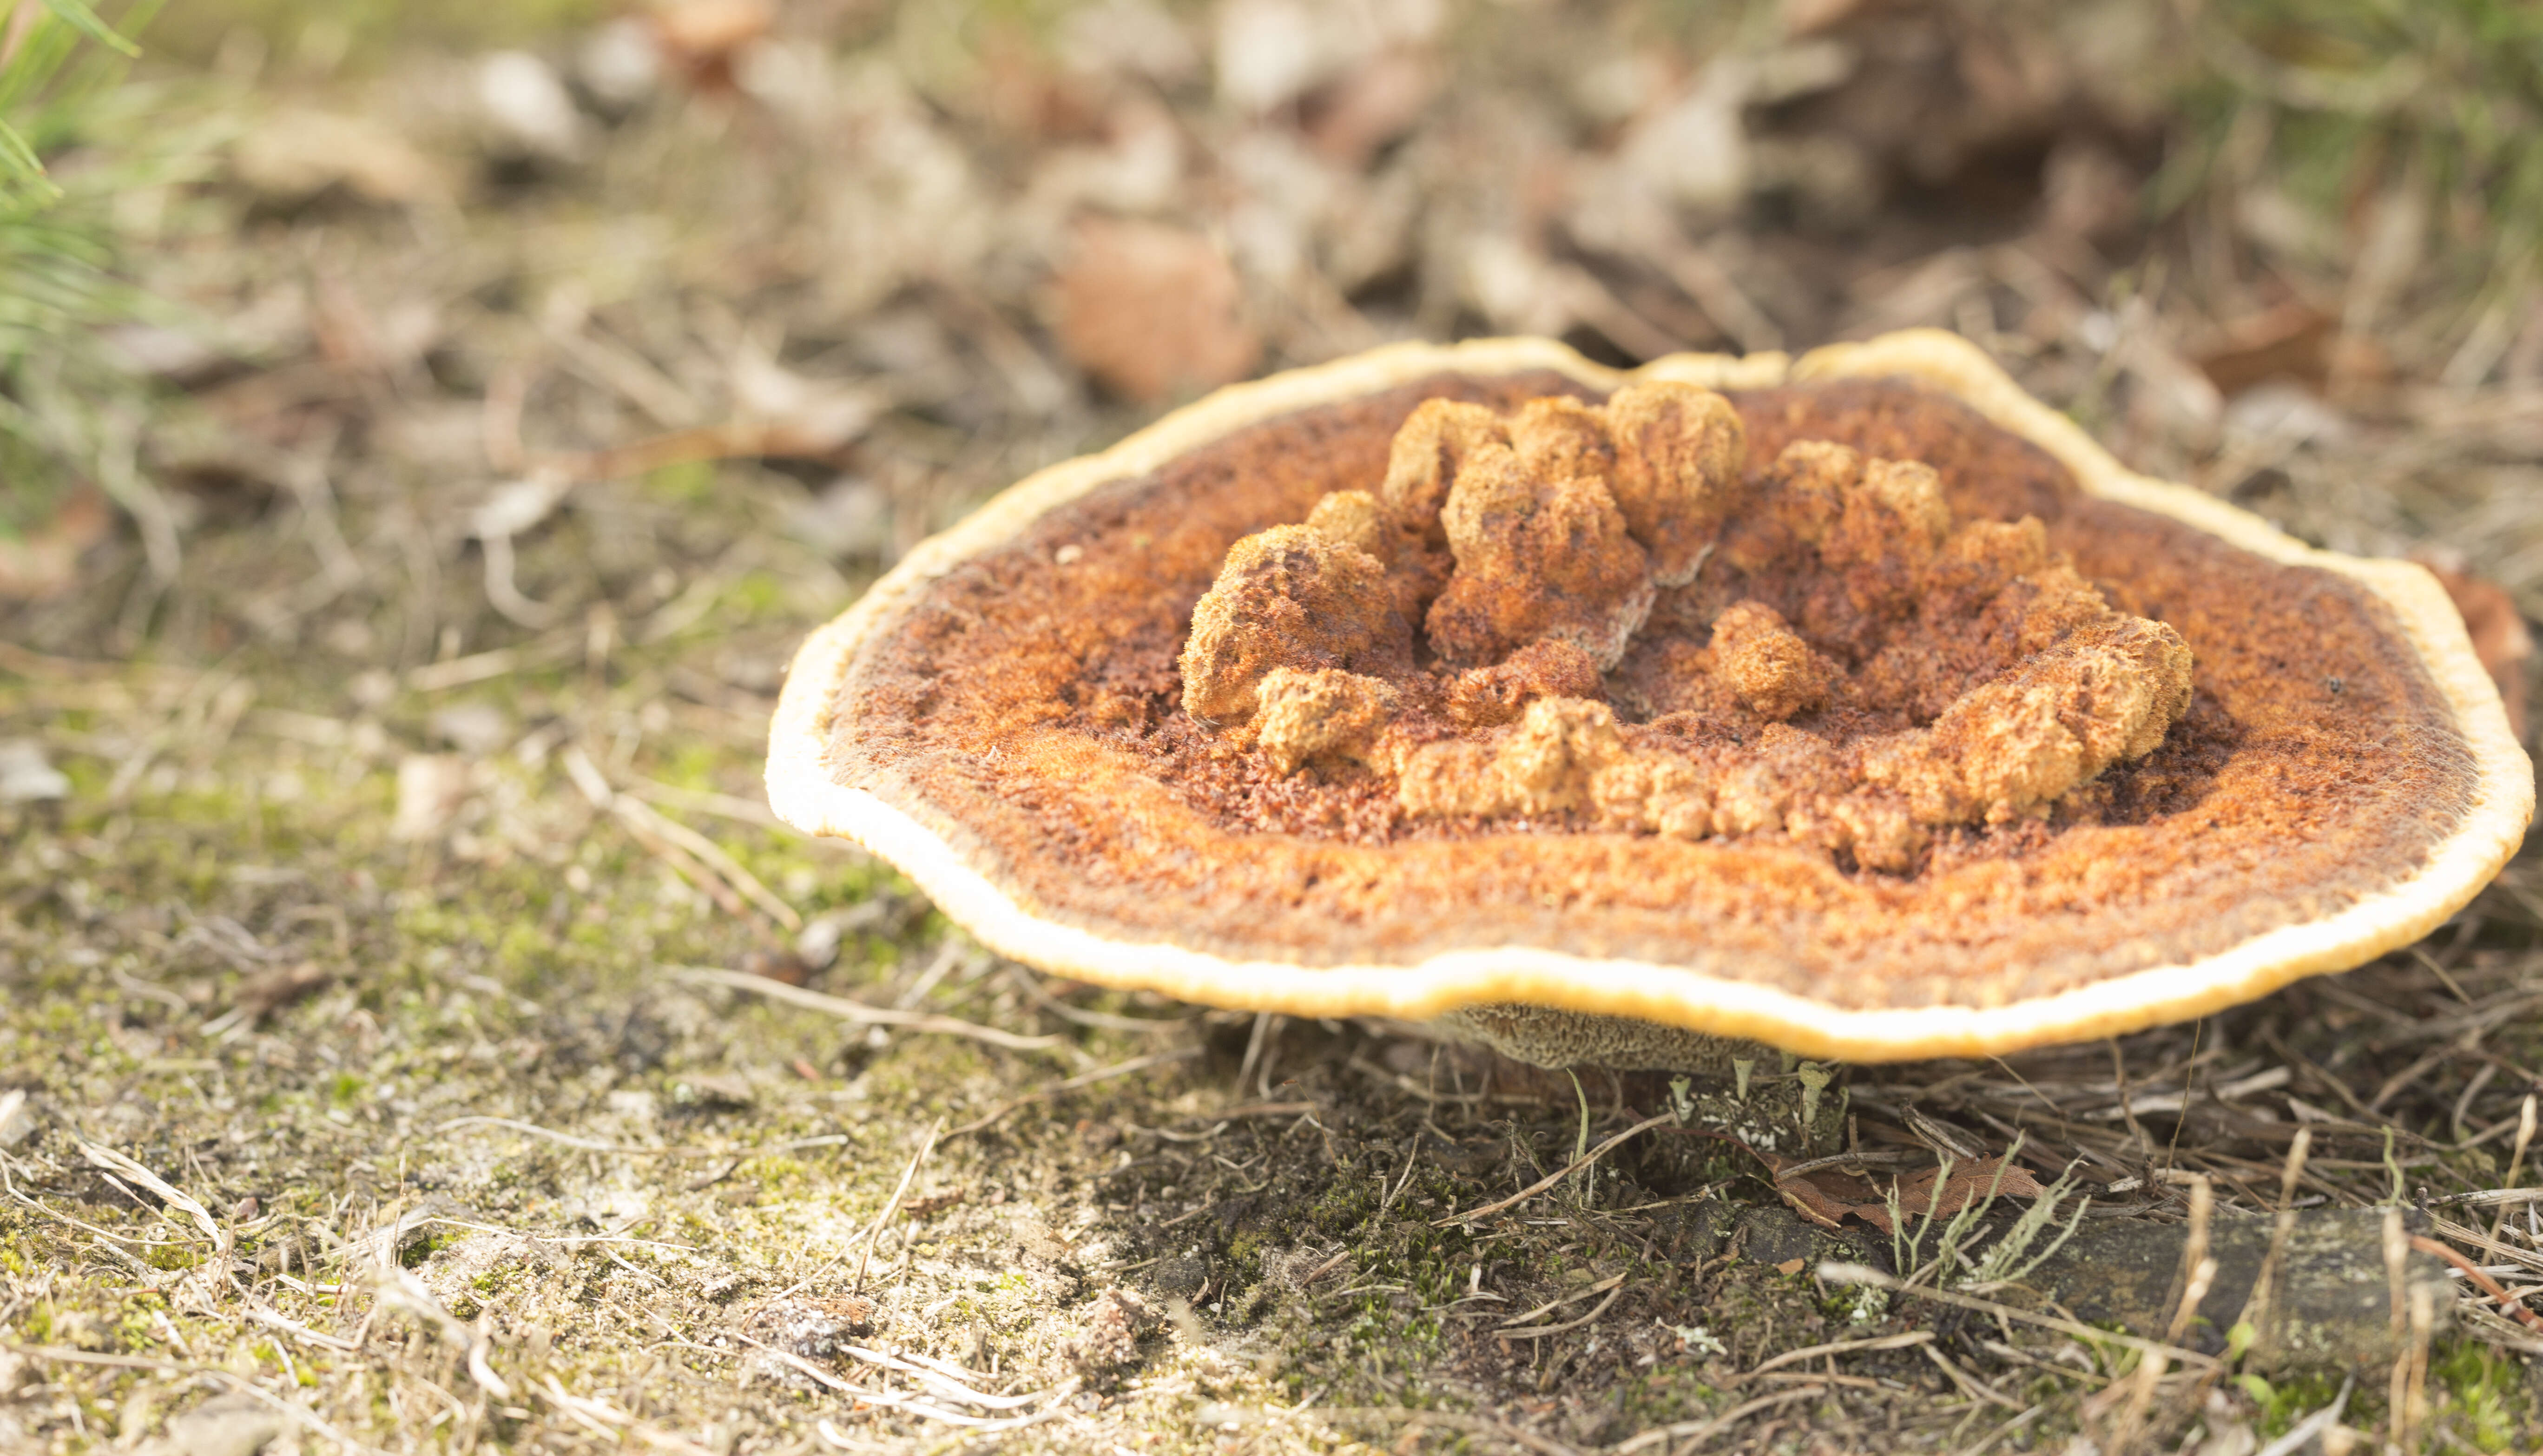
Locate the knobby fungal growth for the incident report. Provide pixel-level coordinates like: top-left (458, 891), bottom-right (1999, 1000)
top-left (1176, 382), bottom-right (2195, 873)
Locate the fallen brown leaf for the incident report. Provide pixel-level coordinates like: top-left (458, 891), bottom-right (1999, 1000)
top-left (234, 962), bottom-right (332, 1021)
top-left (1054, 217), bottom-right (1260, 404)
top-left (1763, 1152), bottom-right (2045, 1235)
top-left (648, 0), bottom-right (772, 92)
top-left (2195, 302), bottom-right (2334, 396)
top-left (0, 486), bottom-right (107, 600)
top-left (231, 110), bottom-right (452, 207)
top-left (1304, 52), bottom-right (1440, 167)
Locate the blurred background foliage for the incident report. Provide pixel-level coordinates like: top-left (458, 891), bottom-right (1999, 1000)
top-left (2, 0), bottom-right (2539, 623)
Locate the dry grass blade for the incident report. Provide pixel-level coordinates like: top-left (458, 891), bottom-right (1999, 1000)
top-left (1312, 1407), bottom-right (1587, 1456)
top-left (2, 1341), bottom-right (388, 1454)
top-left (563, 746), bottom-right (799, 932)
top-left (1730, 1330), bottom-right (1933, 1385)
top-left (2429, 1185), bottom-right (2543, 1207)
top-left (433, 1115), bottom-right (714, 1156)
top-left (942, 1046), bottom-right (1205, 1138)
top-left (614, 795), bottom-right (802, 933)
top-left (674, 967), bottom-right (1069, 1053)
top-left (73, 1140), bottom-right (227, 1255)
top-left (1433, 1113), bottom-right (1676, 1226)
top-left (1612, 1386), bottom-right (1828, 1454)
top-left (2410, 1233), bottom-right (2543, 1331)
top-left (2230, 1126), bottom-right (2310, 1359)
top-left (1496, 1274), bottom-right (1627, 1339)
top-left (1003, 965), bottom-right (1197, 1034)
top-left (1815, 1263), bottom-right (2220, 1369)
top-left (2496, 1094), bottom-right (2539, 1242)
top-left (854, 1115), bottom-right (942, 1295)
top-left (1498, 1272), bottom-right (1626, 1329)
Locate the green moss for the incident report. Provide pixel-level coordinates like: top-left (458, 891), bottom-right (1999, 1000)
top-left (2434, 1340), bottom-right (2531, 1450)
top-left (644, 459), bottom-right (720, 507)
top-left (2236, 1369), bottom-right (2345, 1437)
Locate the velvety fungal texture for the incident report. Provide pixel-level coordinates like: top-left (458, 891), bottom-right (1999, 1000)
top-left (824, 375), bottom-right (2479, 1012)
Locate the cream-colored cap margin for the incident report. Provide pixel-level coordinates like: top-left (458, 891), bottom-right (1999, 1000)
top-left (768, 330), bottom-right (2534, 1063)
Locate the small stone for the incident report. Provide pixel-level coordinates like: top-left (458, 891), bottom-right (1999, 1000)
top-left (146, 1396), bottom-right (282, 1456)
top-left (0, 739), bottom-right (68, 803)
top-left (0, 1089), bottom-right (35, 1149)
top-left (478, 51), bottom-right (586, 163)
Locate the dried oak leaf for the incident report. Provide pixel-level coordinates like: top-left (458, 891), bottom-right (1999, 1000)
top-left (1054, 218), bottom-right (1261, 403)
top-left (233, 961), bottom-right (332, 1021)
top-left (1761, 1152), bottom-right (2044, 1235)
top-left (0, 486), bottom-right (107, 600)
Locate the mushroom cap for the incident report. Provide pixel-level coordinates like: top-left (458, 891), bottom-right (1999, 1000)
top-left (766, 332), bottom-right (2533, 1063)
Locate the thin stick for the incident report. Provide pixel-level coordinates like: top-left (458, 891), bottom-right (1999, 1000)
top-left (1432, 1113), bottom-right (1676, 1227)
top-left (2495, 1094), bottom-right (2538, 1242)
top-left (675, 967), bottom-right (1068, 1054)
top-left (2410, 1234), bottom-right (2543, 1331)
top-left (2166, 1176), bottom-right (2215, 1346)
top-left (1815, 1263), bottom-right (2219, 1369)
top-left (1612, 1386), bottom-right (1826, 1454)
top-left (2385, 1205), bottom-right (2411, 1437)
top-left (1497, 1282), bottom-right (1625, 1340)
top-left (1235, 1012), bottom-right (1273, 1094)
top-left (2118, 1173), bottom-right (2212, 1455)
top-left (855, 1117), bottom-right (942, 1297)
top-left (2231, 1127), bottom-right (2312, 1358)
top-left (1730, 1330), bottom-right (1932, 1385)
top-left (943, 1046), bottom-right (1203, 1138)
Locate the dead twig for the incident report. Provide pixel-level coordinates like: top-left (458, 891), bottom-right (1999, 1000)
top-left (855, 1116), bottom-right (942, 1295)
top-left (675, 967), bottom-right (1071, 1055)
top-left (1432, 1113), bottom-right (1677, 1227)
top-left (1729, 1329), bottom-right (1932, 1385)
top-left (2410, 1233), bottom-right (2543, 1331)
top-left (1815, 1263), bottom-right (2220, 1369)
top-left (1496, 1273), bottom-right (1626, 1338)
top-left (1612, 1386), bottom-right (1828, 1454)
top-left (942, 1046), bottom-right (1206, 1138)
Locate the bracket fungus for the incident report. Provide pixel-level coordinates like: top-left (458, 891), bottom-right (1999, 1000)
top-left (767, 332), bottom-right (2533, 1066)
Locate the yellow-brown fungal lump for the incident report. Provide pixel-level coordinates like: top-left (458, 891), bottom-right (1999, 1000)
top-left (775, 333), bottom-right (2530, 1063)
top-left (1177, 382), bottom-right (2196, 876)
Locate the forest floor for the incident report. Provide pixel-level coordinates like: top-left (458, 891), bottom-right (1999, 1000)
top-left (3, 1), bottom-right (2542, 1452)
